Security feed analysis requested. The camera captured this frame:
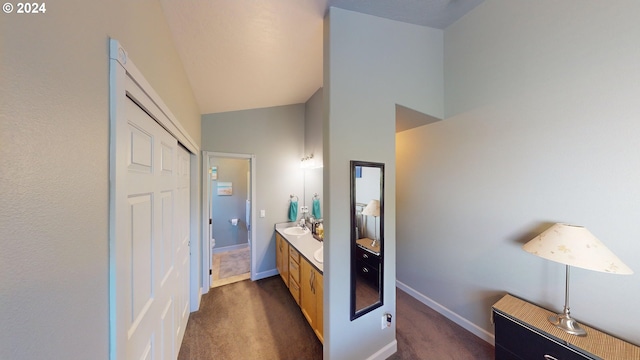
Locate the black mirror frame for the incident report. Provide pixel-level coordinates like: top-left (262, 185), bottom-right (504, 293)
top-left (350, 160), bottom-right (384, 321)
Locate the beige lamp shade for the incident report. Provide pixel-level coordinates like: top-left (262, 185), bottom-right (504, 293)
top-left (361, 199), bottom-right (380, 217)
top-left (523, 223), bottom-right (633, 275)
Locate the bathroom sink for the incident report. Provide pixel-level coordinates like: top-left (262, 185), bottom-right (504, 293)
top-left (314, 246), bottom-right (323, 263)
top-left (284, 226), bottom-right (309, 236)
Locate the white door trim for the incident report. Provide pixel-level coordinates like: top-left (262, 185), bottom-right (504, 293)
top-left (201, 151), bottom-right (257, 293)
top-left (109, 38), bottom-right (200, 360)
top-left (109, 40), bottom-right (198, 154)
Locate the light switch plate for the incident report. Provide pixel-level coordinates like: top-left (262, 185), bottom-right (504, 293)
top-left (260, 210), bottom-right (265, 218)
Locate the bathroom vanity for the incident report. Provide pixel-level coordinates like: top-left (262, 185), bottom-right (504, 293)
top-left (275, 224), bottom-right (324, 343)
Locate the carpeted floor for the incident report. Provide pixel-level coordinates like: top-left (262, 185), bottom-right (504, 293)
top-left (179, 276), bottom-right (494, 359)
top-left (179, 276), bottom-right (322, 360)
top-left (388, 289), bottom-right (494, 359)
top-left (211, 247), bottom-right (251, 288)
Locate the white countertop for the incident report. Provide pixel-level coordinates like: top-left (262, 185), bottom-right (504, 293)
top-left (275, 222), bottom-right (323, 273)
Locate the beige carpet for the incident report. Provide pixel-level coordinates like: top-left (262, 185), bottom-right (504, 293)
top-left (179, 276), bottom-right (322, 360)
top-left (180, 276), bottom-right (494, 359)
top-left (211, 247), bottom-right (251, 288)
top-left (388, 289), bottom-right (494, 359)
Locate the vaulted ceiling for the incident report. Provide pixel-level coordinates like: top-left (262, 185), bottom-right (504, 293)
top-left (159, 0), bottom-right (484, 115)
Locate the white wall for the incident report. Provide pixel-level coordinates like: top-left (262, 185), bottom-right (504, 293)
top-left (324, 8), bottom-right (443, 359)
top-left (0, 0), bottom-right (201, 358)
top-left (201, 105), bottom-right (305, 275)
top-left (304, 88), bottom-right (324, 209)
top-left (397, 0), bottom-right (640, 345)
top-left (305, 88), bottom-right (324, 167)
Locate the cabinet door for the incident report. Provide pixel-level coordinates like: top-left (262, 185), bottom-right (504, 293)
top-left (315, 271), bottom-right (323, 343)
top-left (276, 234), bottom-right (289, 287)
top-left (276, 235), bottom-right (282, 279)
top-left (300, 259), bottom-right (317, 327)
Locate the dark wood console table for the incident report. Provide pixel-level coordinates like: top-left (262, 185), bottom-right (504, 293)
top-left (492, 294), bottom-right (640, 360)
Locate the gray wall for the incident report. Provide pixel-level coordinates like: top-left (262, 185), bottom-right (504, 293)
top-left (397, 0), bottom-right (640, 345)
top-left (324, 8), bottom-right (443, 359)
top-left (211, 157), bottom-right (249, 248)
top-left (201, 105), bottom-right (305, 275)
top-left (0, 0), bottom-right (201, 358)
top-left (304, 88), bottom-right (324, 211)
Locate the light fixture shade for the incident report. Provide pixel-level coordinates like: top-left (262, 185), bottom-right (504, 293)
top-left (361, 199), bottom-right (380, 217)
top-left (523, 223), bottom-right (633, 274)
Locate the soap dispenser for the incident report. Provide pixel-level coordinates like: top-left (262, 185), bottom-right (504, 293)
top-left (309, 216), bottom-right (315, 234)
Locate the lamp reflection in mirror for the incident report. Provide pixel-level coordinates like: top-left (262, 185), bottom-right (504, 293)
top-left (523, 223), bottom-right (633, 336)
top-left (361, 199), bottom-right (380, 247)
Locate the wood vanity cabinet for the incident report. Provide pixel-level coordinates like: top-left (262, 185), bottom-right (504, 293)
top-left (275, 233), bottom-right (289, 287)
top-left (288, 247), bottom-right (301, 305)
top-left (493, 294), bottom-right (640, 360)
top-left (276, 231), bottom-right (323, 343)
top-left (301, 258), bottom-right (323, 343)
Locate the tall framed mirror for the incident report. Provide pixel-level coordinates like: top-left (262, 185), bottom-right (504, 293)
top-left (350, 160), bottom-right (384, 320)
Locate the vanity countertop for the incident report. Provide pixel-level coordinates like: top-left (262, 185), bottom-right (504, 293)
top-left (275, 222), bottom-right (323, 273)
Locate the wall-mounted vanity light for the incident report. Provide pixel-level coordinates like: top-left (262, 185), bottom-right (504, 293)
top-left (301, 154), bottom-right (323, 169)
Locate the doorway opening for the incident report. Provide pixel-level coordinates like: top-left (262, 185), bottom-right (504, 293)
top-left (202, 151), bottom-right (257, 290)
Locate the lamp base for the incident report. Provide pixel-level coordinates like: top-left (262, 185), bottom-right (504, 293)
top-left (548, 314), bottom-right (587, 337)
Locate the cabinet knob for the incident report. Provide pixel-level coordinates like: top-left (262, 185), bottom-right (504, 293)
top-left (362, 253), bottom-right (369, 259)
top-left (362, 267), bottom-right (369, 273)
top-left (543, 356), bottom-right (558, 360)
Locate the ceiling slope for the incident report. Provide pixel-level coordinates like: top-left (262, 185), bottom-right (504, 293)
top-left (160, 0), bottom-right (483, 115)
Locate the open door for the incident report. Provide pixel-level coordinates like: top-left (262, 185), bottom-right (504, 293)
top-left (201, 152), bottom-right (257, 293)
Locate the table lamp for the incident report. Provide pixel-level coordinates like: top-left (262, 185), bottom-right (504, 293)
top-left (523, 223), bottom-right (633, 336)
top-left (361, 199), bottom-right (380, 247)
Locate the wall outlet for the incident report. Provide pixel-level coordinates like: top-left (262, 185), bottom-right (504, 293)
top-left (381, 313), bottom-right (392, 329)
top-left (260, 210), bottom-right (265, 218)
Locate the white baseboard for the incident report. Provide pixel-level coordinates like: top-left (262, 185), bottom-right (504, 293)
top-left (190, 287), bottom-right (202, 313)
top-left (366, 339), bottom-right (397, 360)
top-left (254, 268), bottom-right (279, 280)
top-left (396, 280), bottom-right (495, 345)
top-left (212, 243), bottom-right (249, 254)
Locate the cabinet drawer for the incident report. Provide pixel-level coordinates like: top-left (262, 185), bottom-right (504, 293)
top-left (494, 311), bottom-right (591, 360)
top-left (495, 344), bottom-right (522, 360)
top-left (355, 260), bottom-right (379, 286)
top-left (289, 276), bottom-right (300, 305)
top-left (289, 257), bottom-right (300, 283)
top-left (356, 246), bottom-right (380, 270)
top-left (289, 247), bottom-right (300, 263)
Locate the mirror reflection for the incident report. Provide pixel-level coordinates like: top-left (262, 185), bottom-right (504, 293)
top-left (351, 161), bottom-right (384, 320)
top-left (304, 167), bottom-right (323, 218)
